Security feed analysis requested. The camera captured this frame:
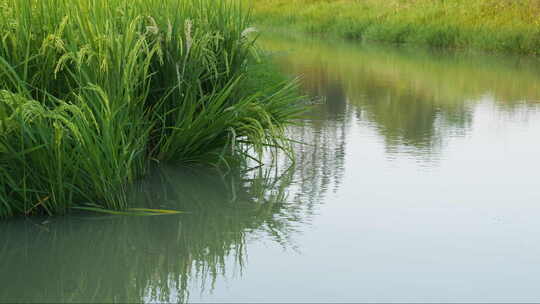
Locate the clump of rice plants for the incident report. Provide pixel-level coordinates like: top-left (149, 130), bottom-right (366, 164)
top-left (0, 0), bottom-right (303, 218)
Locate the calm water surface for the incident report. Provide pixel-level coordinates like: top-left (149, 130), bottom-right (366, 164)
top-left (2, 35), bottom-right (540, 303)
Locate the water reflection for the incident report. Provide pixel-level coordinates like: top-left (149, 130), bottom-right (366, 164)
top-left (261, 34), bottom-right (540, 160)
top-left (3, 35), bottom-right (540, 303)
top-left (0, 166), bottom-right (307, 303)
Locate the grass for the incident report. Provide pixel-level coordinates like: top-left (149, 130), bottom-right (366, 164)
top-left (249, 0), bottom-right (540, 55)
top-left (0, 0), bottom-right (303, 218)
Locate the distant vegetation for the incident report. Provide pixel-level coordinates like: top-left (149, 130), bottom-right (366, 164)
top-left (250, 0), bottom-right (540, 54)
top-left (0, 0), bottom-right (302, 218)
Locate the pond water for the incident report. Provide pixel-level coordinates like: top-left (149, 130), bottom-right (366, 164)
top-left (2, 35), bottom-right (540, 303)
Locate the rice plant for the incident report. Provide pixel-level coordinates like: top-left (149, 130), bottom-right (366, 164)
top-left (0, 0), bottom-right (303, 218)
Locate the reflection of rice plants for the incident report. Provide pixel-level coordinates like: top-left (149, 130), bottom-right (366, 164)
top-left (0, 165), bottom-right (303, 303)
top-left (0, 0), bottom-right (302, 218)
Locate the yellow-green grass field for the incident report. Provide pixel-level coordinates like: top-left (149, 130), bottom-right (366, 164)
top-left (250, 0), bottom-right (540, 54)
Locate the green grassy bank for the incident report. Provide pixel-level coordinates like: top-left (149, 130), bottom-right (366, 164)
top-left (250, 0), bottom-right (540, 55)
top-left (0, 0), bottom-right (302, 218)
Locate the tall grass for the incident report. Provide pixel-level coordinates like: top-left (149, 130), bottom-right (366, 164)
top-left (249, 0), bottom-right (540, 55)
top-left (0, 0), bottom-right (302, 218)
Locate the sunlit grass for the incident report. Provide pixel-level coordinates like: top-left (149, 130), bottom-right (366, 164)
top-left (249, 0), bottom-right (540, 54)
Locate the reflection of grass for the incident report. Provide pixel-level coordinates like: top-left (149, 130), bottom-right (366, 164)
top-left (250, 0), bottom-right (540, 55)
top-left (261, 35), bottom-right (540, 107)
top-left (260, 34), bottom-right (540, 152)
top-left (0, 165), bottom-right (301, 303)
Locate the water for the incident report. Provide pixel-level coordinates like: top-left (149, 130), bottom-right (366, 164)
top-left (3, 35), bottom-right (540, 303)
